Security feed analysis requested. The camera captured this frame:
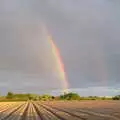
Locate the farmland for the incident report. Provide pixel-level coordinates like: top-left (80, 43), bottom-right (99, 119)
top-left (0, 101), bottom-right (119, 120)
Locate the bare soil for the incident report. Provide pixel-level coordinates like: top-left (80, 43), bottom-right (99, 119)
top-left (0, 101), bottom-right (120, 120)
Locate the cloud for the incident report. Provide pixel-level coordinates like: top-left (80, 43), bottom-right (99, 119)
top-left (51, 86), bottom-right (120, 96)
top-left (0, 0), bottom-right (120, 95)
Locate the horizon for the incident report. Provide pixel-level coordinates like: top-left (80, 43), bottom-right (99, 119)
top-left (0, 87), bottom-right (120, 97)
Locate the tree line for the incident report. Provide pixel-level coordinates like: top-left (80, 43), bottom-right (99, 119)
top-left (0, 92), bottom-right (119, 101)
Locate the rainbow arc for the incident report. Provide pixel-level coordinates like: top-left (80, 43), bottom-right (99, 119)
top-left (42, 24), bottom-right (69, 93)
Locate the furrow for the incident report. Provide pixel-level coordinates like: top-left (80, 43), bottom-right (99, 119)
top-left (38, 102), bottom-right (84, 120)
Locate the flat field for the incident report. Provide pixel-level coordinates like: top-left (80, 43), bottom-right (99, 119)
top-left (0, 101), bottom-right (119, 120)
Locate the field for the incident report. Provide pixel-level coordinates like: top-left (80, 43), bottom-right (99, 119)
top-left (0, 101), bottom-right (119, 120)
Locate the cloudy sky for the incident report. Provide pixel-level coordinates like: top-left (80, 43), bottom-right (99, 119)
top-left (0, 0), bottom-right (120, 96)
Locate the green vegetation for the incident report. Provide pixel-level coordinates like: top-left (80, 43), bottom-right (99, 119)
top-left (0, 91), bottom-right (119, 101)
top-left (79, 96), bottom-right (112, 100)
top-left (60, 92), bottom-right (80, 100)
top-left (39, 94), bottom-right (54, 101)
top-left (6, 92), bottom-right (14, 99)
top-left (0, 92), bottom-right (55, 101)
top-left (112, 95), bottom-right (120, 100)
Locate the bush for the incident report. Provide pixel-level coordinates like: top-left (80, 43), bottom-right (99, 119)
top-left (60, 92), bottom-right (80, 100)
top-left (6, 92), bottom-right (14, 99)
top-left (6, 92), bottom-right (40, 101)
top-left (112, 95), bottom-right (120, 100)
top-left (40, 94), bottom-right (53, 101)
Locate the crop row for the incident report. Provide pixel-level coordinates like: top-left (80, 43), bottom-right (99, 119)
top-left (0, 101), bottom-right (119, 120)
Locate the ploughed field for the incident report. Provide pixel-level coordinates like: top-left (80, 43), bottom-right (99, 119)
top-left (0, 101), bottom-right (120, 120)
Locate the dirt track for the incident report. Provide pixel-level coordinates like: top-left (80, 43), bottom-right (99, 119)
top-left (0, 101), bottom-right (120, 120)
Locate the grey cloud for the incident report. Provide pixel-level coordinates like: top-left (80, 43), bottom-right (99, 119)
top-left (0, 0), bottom-right (120, 95)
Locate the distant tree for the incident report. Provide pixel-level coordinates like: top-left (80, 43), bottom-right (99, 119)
top-left (41, 94), bottom-right (53, 101)
top-left (60, 92), bottom-right (80, 100)
top-left (27, 94), bottom-right (39, 100)
top-left (51, 96), bottom-right (55, 100)
top-left (6, 92), bottom-right (14, 99)
top-left (112, 95), bottom-right (120, 100)
top-left (101, 97), bottom-right (106, 100)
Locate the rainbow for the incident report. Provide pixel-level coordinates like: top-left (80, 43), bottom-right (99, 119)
top-left (41, 23), bottom-right (69, 92)
top-left (48, 35), bottom-right (69, 93)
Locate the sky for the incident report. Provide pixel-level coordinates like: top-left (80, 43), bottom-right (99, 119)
top-left (0, 0), bottom-right (120, 96)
